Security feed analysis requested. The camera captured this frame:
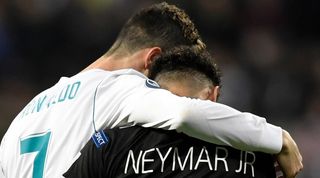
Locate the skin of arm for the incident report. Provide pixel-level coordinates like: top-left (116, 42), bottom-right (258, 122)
top-left (278, 130), bottom-right (303, 178)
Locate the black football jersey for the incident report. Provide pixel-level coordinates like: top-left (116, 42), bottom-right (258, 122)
top-left (64, 126), bottom-right (276, 178)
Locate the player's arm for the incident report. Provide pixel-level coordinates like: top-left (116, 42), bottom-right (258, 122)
top-left (128, 88), bottom-right (282, 153)
top-left (94, 75), bottom-right (282, 153)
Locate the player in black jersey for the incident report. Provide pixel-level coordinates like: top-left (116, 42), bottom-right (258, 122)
top-left (64, 47), bottom-right (283, 178)
top-left (65, 126), bottom-right (279, 178)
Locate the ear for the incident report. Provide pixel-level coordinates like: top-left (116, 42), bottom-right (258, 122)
top-left (144, 47), bottom-right (162, 69)
top-left (208, 86), bottom-right (220, 102)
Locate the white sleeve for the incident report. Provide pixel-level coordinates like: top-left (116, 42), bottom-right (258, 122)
top-left (0, 143), bottom-right (4, 178)
top-left (0, 165), bottom-right (4, 178)
top-left (128, 86), bottom-right (283, 154)
top-left (94, 74), bottom-right (282, 154)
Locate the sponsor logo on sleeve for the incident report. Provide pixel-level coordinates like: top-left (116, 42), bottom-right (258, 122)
top-left (91, 130), bottom-right (109, 148)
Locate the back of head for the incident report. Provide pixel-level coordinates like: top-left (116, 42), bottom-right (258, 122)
top-left (148, 46), bottom-right (221, 98)
top-left (106, 2), bottom-right (206, 56)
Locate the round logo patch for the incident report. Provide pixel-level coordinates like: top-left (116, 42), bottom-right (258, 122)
top-left (145, 79), bottom-right (160, 88)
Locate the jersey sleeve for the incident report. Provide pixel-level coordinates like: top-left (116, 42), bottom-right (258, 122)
top-left (126, 80), bottom-right (282, 154)
top-left (93, 73), bottom-right (282, 154)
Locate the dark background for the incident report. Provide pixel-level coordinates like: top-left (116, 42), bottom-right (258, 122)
top-left (0, 0), bottom-right (319, 177)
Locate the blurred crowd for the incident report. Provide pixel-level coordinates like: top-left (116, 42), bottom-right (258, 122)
top-left (0, 0), bottom-right (319, 177)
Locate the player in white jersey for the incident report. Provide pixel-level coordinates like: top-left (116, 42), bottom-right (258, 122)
top-left (0, 2), bottom-right (302, 178)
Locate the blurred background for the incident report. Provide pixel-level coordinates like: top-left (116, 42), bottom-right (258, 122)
top-left (0, 0), bottom-right (319, 177)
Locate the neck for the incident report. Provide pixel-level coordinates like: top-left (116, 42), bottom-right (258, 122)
top-left (82, 50), bottom-right (147, 74)
top-left (82, 55), bottom-right (126, 72)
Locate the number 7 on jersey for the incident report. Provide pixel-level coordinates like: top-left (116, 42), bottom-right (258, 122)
top-left (20, 131), bottom-right (51, 178)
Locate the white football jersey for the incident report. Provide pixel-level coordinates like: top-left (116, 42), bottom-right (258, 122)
top-left (0, 69), bottom-right (282, 178)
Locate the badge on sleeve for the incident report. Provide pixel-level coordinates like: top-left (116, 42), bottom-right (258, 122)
top-left (145, 79), bottom-right (160, 88)
top-left (91, 130), bottom-right (109, 148)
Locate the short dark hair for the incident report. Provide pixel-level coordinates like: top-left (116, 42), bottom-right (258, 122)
top-left (148, 46), bottom-right (221, 87)
top-left (106, 2), bottom-right (205, 56)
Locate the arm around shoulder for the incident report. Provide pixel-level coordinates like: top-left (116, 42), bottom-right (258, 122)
top-left (129, 87), bottom-right (283, 154)
top-left (175, 101), bottom-right (283, 153)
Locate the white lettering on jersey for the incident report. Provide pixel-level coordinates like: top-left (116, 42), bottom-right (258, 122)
top-left (194, 146), bottom-right (212, 170)
top-left (214, 146), bottom-right (229, 171)
top-left (156, 147), bottom-right (172, 172)
top-left (141, 148), bottom-right (155, 174)
top-left (19, 81), bottom-right (81, 119)
top-left (235, 150), bottom-right (256, 177)
top-left (124, 146), bottom-right (256, 177)
top-left (124, 150), bottom-right (143, 174)
top-left (173, 147), bottom-right (193, 171)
